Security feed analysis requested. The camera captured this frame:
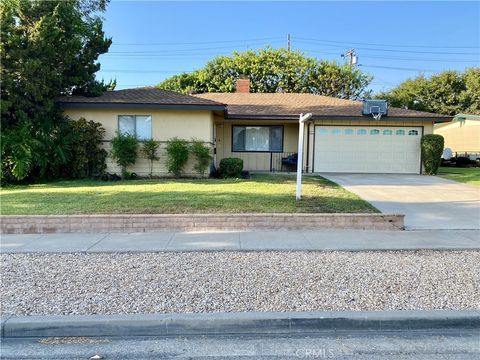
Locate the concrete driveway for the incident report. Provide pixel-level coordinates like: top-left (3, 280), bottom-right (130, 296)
top-left (321, 174), bottom-right (480, 230)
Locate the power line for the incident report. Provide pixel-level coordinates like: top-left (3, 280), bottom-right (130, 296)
top-left (108, 41), bottom-right (285, 54)
top-left (305, 49), bottom-right (479, 63)
top-left (295, 36), bottom-right (480, 49)
top-left (360, 64), bottom-right (438, 72)
top-left (296, 39), bottom-right (480, 56)
top-left (111, 37), bottom-right (285, 46)
top-left (100, 69), bottom-right (193, 73)
top-left (102, 52), bottom-right (236, 58)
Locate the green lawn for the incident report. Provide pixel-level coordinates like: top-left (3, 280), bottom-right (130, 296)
top-left (0, 174), bottom-right (378, 215)
top-left (438, 167), bottom-right (480, 186)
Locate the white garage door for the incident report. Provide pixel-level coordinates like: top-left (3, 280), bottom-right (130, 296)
top-left (314, 126), bottom-right (422, 174)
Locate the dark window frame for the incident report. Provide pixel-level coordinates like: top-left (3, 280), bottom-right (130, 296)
top-left (231, 125), bottom-right (285, 153)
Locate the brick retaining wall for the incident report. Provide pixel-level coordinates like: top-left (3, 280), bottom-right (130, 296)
top-left (1, 214), bottom-right (404, 234)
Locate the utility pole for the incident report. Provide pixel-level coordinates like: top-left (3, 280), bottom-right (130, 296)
top-left (287, 33), bottom-right (291, 52)
top-left (342, 49), bottom-right (358, 66)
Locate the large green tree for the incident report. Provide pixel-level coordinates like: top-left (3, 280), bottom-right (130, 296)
top-left (158, 47), bottom-right (372, 99)
top-left (1, 0), bottom-right (112, 182)
top-left (376, 68), bottom-right (480, 116)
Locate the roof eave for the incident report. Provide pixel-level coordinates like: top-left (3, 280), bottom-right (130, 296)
top-left (59, 102), bottom-right (225, 111)
top-left (226, 114), bottom-right (452, 122)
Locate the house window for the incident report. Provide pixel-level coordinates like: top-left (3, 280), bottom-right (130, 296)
top-left (357, 129), bottom-right (367, 135)
top-left (396, 129), bottom-right (405, 135)
top-left (344, 129), bottom-right (354, 135)
top-left (318, 128), bottom-right (328, 135)
top-left (383, 129), bottom-right (393, 135)
top-left (408, 129), bottom-right (419, 136)
top-left (232, 125), bottom-right (283, 152)
top-left (118, 115), bottom-right (152, 140)
top-left (370, 129), bottom-right (380, 135)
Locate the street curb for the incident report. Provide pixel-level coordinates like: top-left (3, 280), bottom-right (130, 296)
top-left (1, 310), bottom-right (479, 338)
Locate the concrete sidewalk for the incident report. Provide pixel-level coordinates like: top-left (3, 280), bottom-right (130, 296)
top-left (1, 229), bottom-right (479, 253)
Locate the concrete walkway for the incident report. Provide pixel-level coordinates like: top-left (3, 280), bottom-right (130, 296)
top-left (1, 229), bottom-right (479, 253)
top-left (321, 174), bottom-right (480, 230)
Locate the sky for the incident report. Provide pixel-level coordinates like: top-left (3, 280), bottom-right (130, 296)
top-left (96, 1), bottom-right (480, 93)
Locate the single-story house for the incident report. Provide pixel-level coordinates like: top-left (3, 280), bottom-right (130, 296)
top-left (59, 79), bottom-right (451, 175)
top-left (434, 113), bottom-right (480, 156)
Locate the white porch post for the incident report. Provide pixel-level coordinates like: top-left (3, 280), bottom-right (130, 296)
top-left (296, 113), bottom-right (312, 201)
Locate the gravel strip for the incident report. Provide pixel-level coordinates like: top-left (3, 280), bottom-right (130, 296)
top-left (1, 251), bottom-right (479, 316)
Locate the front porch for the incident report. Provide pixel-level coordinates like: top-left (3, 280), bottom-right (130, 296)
top-left (214, 119), bottom-right (306, 172)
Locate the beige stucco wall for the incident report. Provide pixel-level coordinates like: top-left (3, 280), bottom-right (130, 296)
top-left (214, 117), bottom-right (299, 171)
top-left (214, 118), bottom-right (435, 172)
top-left (434, 120), bottom-right (480, 153)
top-left (64, 108), bottom-right (214, 176)
top-left (64, 107), bottom-right (437, 175)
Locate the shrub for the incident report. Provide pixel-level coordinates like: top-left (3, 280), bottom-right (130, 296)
top-left (166, 137), bottom-right (189, 177)
top-left (190, 139), bottom-right (212, 176)
top-left (421, 134), bottom-right (444, 175)
top-left (110, 132), bottom-right (139, 179)
top-left (68, 118), bottom-right (107, 178)
top-left (1, 120), bottom-right (37, 183)
top-left (219, 157), bottom-right (243, 178)
top-left (141, 139), bottom-right (160, 178)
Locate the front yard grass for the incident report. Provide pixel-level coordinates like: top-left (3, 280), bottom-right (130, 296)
top-left (438, 167), bottom-right (480, 186)
top-left (0, 174), bottom-right (378, 215)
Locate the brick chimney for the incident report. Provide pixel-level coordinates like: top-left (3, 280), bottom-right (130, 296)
top-left (236, 78), bottom-right (250, 93)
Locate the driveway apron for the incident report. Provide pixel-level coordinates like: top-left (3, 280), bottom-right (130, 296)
top-left (321, 174), bottom-right (480, 230)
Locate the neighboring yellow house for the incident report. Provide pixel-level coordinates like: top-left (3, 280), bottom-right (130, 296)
top-left (59, 81), bottom-right (451, 176)
top-left (434, 114), bottom-right (480, 155)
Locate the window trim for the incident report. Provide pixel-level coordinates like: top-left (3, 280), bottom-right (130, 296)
top-left (118, 115), bottom-right (152, 140)
top-left (231, 125), bottom-right (284, 153)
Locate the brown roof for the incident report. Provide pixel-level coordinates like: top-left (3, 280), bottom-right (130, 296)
top-left (58, 87), bottom-right (224, 109)
top-left (194, 92), bottom-right (450, 120)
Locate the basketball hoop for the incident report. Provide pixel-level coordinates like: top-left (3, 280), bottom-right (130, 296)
top-left (363, 100), bottom-right (388, 120)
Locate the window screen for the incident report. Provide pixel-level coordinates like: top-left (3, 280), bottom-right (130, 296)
top-left (119, 116), bottom-right (135, 136)
top-left (135, 116), bottom-right (152, 140)
top-left (232, 126), bottom-right (283, 152)
top-left (118, 115), bottom-right (152, 140)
